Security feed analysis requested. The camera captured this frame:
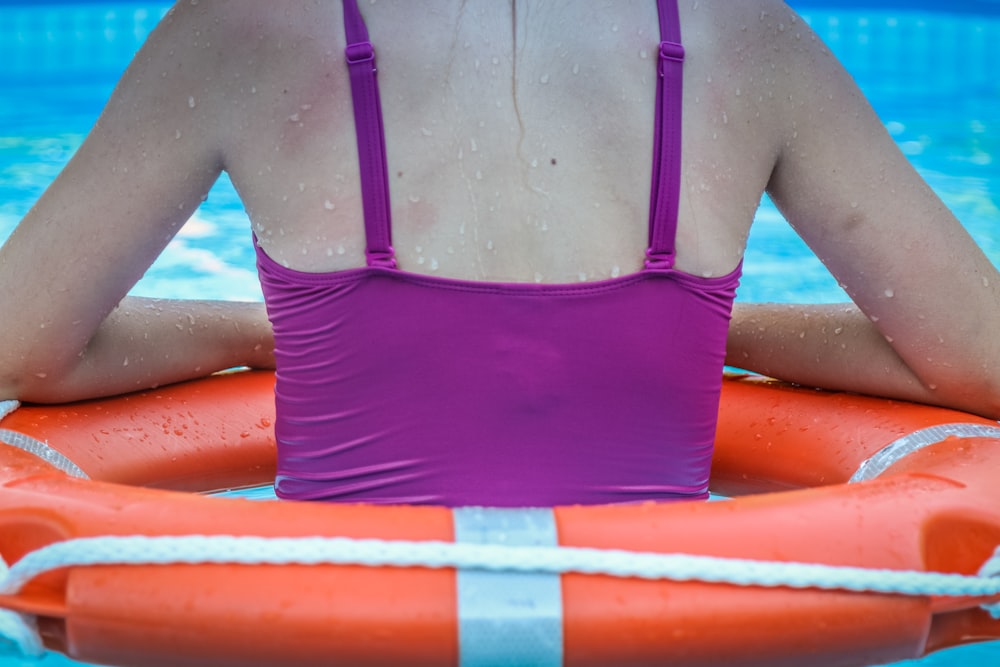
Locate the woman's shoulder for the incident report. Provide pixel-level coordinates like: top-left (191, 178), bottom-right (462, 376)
top-left (681, 1), bottom-right (827, 75)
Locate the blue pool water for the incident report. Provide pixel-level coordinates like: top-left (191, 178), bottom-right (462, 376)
top-left (0, 2), bottom-right (999, 666)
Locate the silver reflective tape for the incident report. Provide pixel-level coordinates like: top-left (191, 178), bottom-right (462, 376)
top-left (0, 429), bottom-right (89, 479)
top-left (0, 400), bottom-right (18, 422)
top-left (850, 422), bottom-right (1000, 483)
top-left (453, 507), bottom-right (563, 667)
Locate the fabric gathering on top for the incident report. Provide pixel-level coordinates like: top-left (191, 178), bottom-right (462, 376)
top-left (255, 0), bottom-right (742, 507)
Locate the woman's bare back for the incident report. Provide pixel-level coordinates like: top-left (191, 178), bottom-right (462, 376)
top-left (147, 0), bottom-right (776, 282)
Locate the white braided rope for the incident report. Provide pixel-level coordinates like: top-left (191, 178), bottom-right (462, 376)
top-left (1, 535), bottom-right (997, 599)
top-left (0, 609), bottom-right (42, 658)
top-left (0, 535), bottom-right (997, 656)
top-left (0, 548), bottom-right (43, 658)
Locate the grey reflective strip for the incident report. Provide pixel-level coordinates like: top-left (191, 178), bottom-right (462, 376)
top-left (0, 400), bottom-right (18, 422)
top-left (0, 430), bottom-right (89, 479)
top-left (850, 422), bottom-right (1000, 483)
top-left (453, 507), bottom-right (563, 667)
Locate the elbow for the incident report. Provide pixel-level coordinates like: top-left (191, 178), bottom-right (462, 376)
top-left (926, 371), bottom-right (1000, 421)
top-left (966, 382), bottom-right (1000, 421)
top-left (0, 373), bottom-right (59, 405)
top-left (0, 359), bottom-right (89, 405)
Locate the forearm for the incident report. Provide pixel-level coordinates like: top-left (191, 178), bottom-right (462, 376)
top-left (726, 302), bottom-right (995, 416)
top-left (9, 296), bottom-right (274, 404)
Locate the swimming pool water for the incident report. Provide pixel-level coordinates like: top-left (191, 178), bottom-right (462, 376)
top-left (1, 3), bottom-right (999, 666)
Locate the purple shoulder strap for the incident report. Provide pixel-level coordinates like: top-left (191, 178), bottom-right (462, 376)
top-left (342, 0), bottom-right (682, 271)
top-left (645, 0), bottom-right (684, 270)
top-left (342, 0), bottom-right (396, 268)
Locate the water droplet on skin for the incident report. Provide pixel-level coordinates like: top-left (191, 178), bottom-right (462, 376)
top-left (324, 200), bottom-right (335, 210)
top-left (578, 272), bottom-right (588, 282)
top-left (610, 265), bottom-right (621, 278)
top-left (534, 272), bottom-right (543, 283)
top-left (470, 138), bottom-right (478, 152)
top-left (486, 240), bottom-right (495, 251)
top-left (407, 195), bottom-right (421, 203)
top-left (298, 183), bottom-right (305, 192)
top-left (639, 49), bottom-right (649, 59)
top-left (834, 327), bottom-right (843, 335)
top-left (417, 256), bottom-right (426, 265)
top-left (475, 170), bottom-right (483, 180)
top-left (884, 288), bottom-right (894, 298)
top-left (337, 244), bottom-right (346, 255)
top-left (175, 130), bottom-right (182, 139)
top-left (850, 201), bottom-right (858, 209)
top-left (188, 96), bottom-right (196, 108)
top-left (983, 276), bottom-right (990, 288)
top-left (539, 74), bottom-right (550, 84)
top-left (572, 63), bottom-right (580, 75)
top-left (421, 127), bottom-right (433, 137)
top-left (250, 85), bottom-right (257, 94)
top-left (288, 113), bottom-right (301, 122)
top-left (430, 258), bottom-right (439, 271)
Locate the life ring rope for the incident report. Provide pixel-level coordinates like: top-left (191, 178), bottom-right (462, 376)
top-left (1, 531), bottom-right (998, 656)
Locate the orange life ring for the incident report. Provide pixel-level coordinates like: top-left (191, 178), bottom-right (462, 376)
top-left (0, 370), bottom-right (998, 667)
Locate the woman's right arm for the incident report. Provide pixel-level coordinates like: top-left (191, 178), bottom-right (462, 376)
top-left (0, 1), bottom-right (273, 404)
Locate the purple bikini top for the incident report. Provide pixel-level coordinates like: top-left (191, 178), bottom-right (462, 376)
top-left (255, 0), bottom-right (741, 506)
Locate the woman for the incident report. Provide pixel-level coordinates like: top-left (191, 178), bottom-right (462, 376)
top-left (1, 1), bottom-right (998, 505)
